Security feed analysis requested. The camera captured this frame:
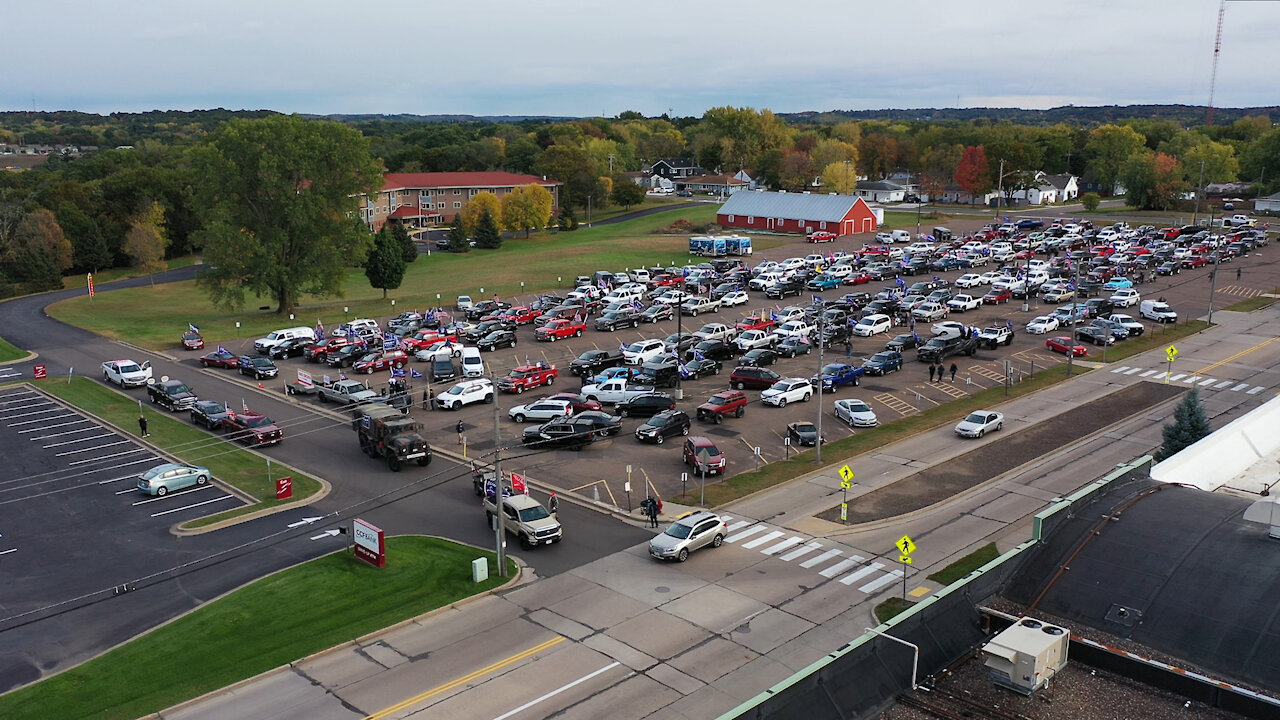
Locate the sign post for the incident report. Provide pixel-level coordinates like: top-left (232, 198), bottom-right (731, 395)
top-left (896, 534), bottom-right (917, 599)
top-left (352, 518), bottom-right (386, 568)
top-left (32, 364), bottom-right (47, 380)
top-left (1165, 345), bottom-right (1178, 383)
top-left (276, 476), bottom-right (293, 500)
top-left (838, 464), bottom-right (854, 524)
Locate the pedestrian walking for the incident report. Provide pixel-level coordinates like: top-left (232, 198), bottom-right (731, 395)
top-left (548, 492), bottom-right (559, 516)
top-left (456, 419), bottom-right (464, 445)
top-left (935, 362), bottom-right (944, 383)
top-left (137, 413), bottom-right (149, 438)
top-left (646, 496), bottom-right (660, 527)
top-left (928, 364), bottom-right (936, 382)
top-left (844, 338), bottom-right (852, 357)
top-left (909, 317), bottom-right (916, 331)
top-left (1236, 266), bottom-right (1242, 281)
top-left (949, 362), bottom-right (958, 382)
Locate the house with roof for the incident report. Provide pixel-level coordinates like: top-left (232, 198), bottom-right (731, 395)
top-left (649, 158), bottom-right (706, 180)
top-left (1044, 173), bottom-right (1078, 202)
top-left (717, 190), bottom-right (881, 235)
top-left (937, 185), bottom-right (1000, 206)
top-left (360, 172), bottom-right (561, 231)
top-left (683, 173), bottom-right (749, 197)
top-left (1255, 191), bottom-right (1280, 214)
top-left (854, 180), bottom-right (906, 203)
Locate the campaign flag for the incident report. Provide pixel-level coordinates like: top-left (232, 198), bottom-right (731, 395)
top-left (470, 459), bottom-right (478, 474)
top-left (812, 295), bottom-right (823, 305)
top-left (410, 368), bottom-right (424, 379)
top-left (339, 372), bottom-right (348, 381)
top-left (87, 272), bottom-right (95, 298)
top-left (390, 367), bottom-right (406, 378)
top-left (316, 321), bottom-right (324, 339)
top-left (382, 333), bottom-right (398, 350)
top-left (509, 472), bottom-right (528, 495)
top-left (770, 310), bottom-right (779, 322)
top-left (896, 276), bottom-right (906, 287)
top-left (693, 349), bottom-right (706, 362)
top-left (619, 341), bottom-right (628, 353)
top-left (217, 345), bottom-right (228, 354)
top-left (188, 323), bottom-right (200, 334)
top-left (678, 363), bottom-right (692, 379)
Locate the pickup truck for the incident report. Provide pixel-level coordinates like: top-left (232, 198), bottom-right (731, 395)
top-left (483, 493), bottom-right (562, 549)
top-left (735, 316), bottom-right (776, 333)
top-left (978, 324), bottom-right (1015, 349)
top-left (102, 359), bottom-right (153, 388)
top-left (946, 295), bottom-right (981, 313)
top-left (734, 329), bottom-right (776, 352)
top-left (497, 364), bottom-right (558, 394)
top-left (313, 378), bottom-right (380, 405)
top-left (917, 334), bottom-right (978, 363)
top-left (147, 379), bottom-right (198, 411)
top-left (810, 363), bottom-right (863, 392)
top-left (569, 349), bottom-right (625, 376)
top-left (535, 318), bottom-right (586, 341)
top-left (581, 378), bottom-right (657, 405)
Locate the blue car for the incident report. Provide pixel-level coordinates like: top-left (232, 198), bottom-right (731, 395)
top-left (1102, 277), bottom-right (1134, 290)
top-left (590, 366), bottom-right (634, 384)
top-left (810, 362), bottom-right (863, 392)
top-left (806, 274), bottom-right (842, 291)
top-left (1016, 218), bottom-right (1045, 229)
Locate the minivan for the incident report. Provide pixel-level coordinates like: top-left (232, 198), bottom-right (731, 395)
top-left (460, 346), bottom-right (485, 377)
top-left (1140, 299), bottom-right (1177, 323)
top-left (254, 326), bottom-right (316, 354)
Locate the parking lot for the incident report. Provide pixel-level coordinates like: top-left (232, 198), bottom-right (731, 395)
top-left (165, 224), bottom-right (1278, 507)
top-left (0, 385), bottom-right (246, 614)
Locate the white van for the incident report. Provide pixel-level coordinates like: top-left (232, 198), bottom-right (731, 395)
top-left (890, 229), bottom-right (912, 244)
top-left (1140, 299), bottom-right (1177, 323)
top-left (335, 318), bottom-right (380, 337)
top-left (254, 326), bottom-right (316, 354)
top-left (460, 346), bottom-right (486, 377)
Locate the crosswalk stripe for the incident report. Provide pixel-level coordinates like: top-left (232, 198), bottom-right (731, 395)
top-left (1231, 383), bottom-right (1249, 392)
top-left (819, 557), bottom-right (864, 578)
top-left (725, 525), bottom-right (768, 543)
top-left (760, 536), bottom-right (805, 555)
top-left (742, 530), bottom-right (786, 549)
top-left (1124, 367), bottom-right (1143, 375)
top-left (1169, 373), bottom-right (1186, 382)
top-left (1214, 380), bottom-right (1234, 389)
top-left (1111, 365), bottom-right (1130, 374)
top-left (1248, 386), bottom-right (1265, 395)
top-left (800, 549), bottom-right (843, 568)
top-left (724, 520), bottom-right (751, 533)
top-left (838, 563), bottom-right (884, 585)
top-left (1182, 375), bottom-right (1199, 383)
top-left (1140, 369), bottom-right (1159, 377)
top-left (859, 570), bottom-right (904, 594)
top-left (779, 542), bottom-right (823, 561)
top-left (1198, 377), bottom-right (1217, 386)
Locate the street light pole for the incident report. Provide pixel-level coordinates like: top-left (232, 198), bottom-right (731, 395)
top-left (491, 369), bottom-right (507, 577)
top-left (815, 307), bottom-right (824, 464)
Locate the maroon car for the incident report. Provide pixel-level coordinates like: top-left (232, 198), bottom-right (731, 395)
top-left (222, 412), bottom-right (283, 445)
top-left (199, 349), bottom-right (240, 369)
top-left (729, 366), bottom-right (782, 390)
top-left (352, 350), bottom-right (409, 374)
top-left (181, 332), bottom-right (205, 350)
top-left (1045, 336), bottom-right (1088, 357)
top-left (545, 392), bottom-right (603, 414)
top-left (304, 336), bottom-right (362, 363)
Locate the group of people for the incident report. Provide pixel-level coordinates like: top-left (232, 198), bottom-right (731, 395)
top-left (928, 362), bottom-right (959, 384)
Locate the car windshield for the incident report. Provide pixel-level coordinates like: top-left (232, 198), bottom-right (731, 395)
top-left (964, 412), bottom-right (988, 424)
top-left (119, 363), bottom-right (141, 373)
top-left (768, 381), bottom-right (791, 392)
top-left (644, 416), bottom-right (668, 427)
top-left (245, 416), bottom-right (274, 428)
top-left (821, 364), bottom-right (843, 374)
top-left (664, 523), bottom-right (694, 540)
top-left (626, 343), bottom-right (645, 352)
top-left (870, 353), bottom-right (891, 362)
top-left (183, 332), bottom-right (199, 340)
top-left (794, 423), bottom-right (817, 434)
top-left (517, 505), bottom-right (551, 522)
top-left (443, 386), bottom-right (466, 396)
top-left (847, 401), bottom-right (870, 412)
top-left (168, 384), bottom-right (191, 394)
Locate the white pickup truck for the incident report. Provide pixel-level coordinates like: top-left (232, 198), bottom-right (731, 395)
top-left (314, 379), bottom-right (380, 405)
top-left (581, 378), bottom-right (656, 405)
top-left (483, 493), bottom-right (562, 549)
top-left (102, 359), bottom-right (153, 388)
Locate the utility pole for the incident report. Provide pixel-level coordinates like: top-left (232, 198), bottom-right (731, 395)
top-left (608, 154), bottom-right (615, 174)
top-left (994, 158), bottom-right (1006, 219)
top-left (1193, 160), bottom-right (1206, 226)
top-left (815, 306), bottom-right (825, 464)
top-left (491, 368), bottom-right (506, 577)
top-left (1066, 242), bottom-right (1083, 377)
top-left (1208, 257), bottom-right (1221, 325)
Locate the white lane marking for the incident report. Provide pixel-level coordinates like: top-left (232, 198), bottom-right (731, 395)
top-left (132, 485), bottom-right (217, 505)
top-left (68, 448), bottom-right (147, 465)
top-left (8, 413), bottom-right (75, 427)
top-left (1214, 380), bottom-right (1234, 389)
top-left (1110, 366), bottom-right (1130, 374)
top-left (723, 520), bottom-right (751, 533)
top-left (17, 419), bottom-right (90, 433)
top-left (0, 373), bottom-right (22, 379)
top-left (859, 570), bottom-right (904, 594)
top-left (55, 440), bottom-right (130, 457)
top-left (725, 525), bottom-right (768, 543)
top-left (151, 495), bottom-right (234, 517)
top-left (42, 433), bottom-right (115, 449)
top-left (1248, 386), bottom-right (1265, 395)
top-left (742, 530), bottom-right (786, 549)
top-left (100, 471), bottom-right (146, 485)
top-left (760, 536), bottom-right (805, 555)
top-left (0, 548), bottom-right (16, 557)
top-left (1167, 373), bottom-right (1185, 382)
top-left (1123, 367), bottom-right (1143, 375)
top-left (490, 661), bottom-right (623, 720)
top-left (780, 541), bottom-right (823, 561)
top-left (1231, 383), bottom-right (1249, 392)
top-left (800, 549), bottom-right (843, 568)
top-left (0, 390), bottom-right (37, 402)
top-left (0, 402), bottom-right (52, 414)
top-left (30, 425), bottom-right (99, 440)
top-left (1139, 369), bottom-right (1159, 377)
top-left (1198, 377), bottom-right (1217, 386)
top-left (838, 563), bottom-right (884, 585)
top-left (819, 557), bottom-right (864, 578)
top-left (2, 408), bottom-right (64, 421)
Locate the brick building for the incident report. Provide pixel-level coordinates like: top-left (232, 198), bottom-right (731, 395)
top-left (360, 172), bottom-right (561, 231)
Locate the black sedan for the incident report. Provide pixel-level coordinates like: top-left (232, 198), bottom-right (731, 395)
top-left (238, 356), bottom-right (279, 380)
top-left (190, 400), bottom-right (231, 430)
top-left (777, 337), bottom-right (813, 358)
top-left (572, 410), bottom-right (624, 438)
top-left (786, 421), bottom-right (826, 446)
top-left (267, 337), bottom-right (312, 360)
top-left (739, 348), bottom-right (779, 367)
top-left (477, 330), bottom-right (517, 351)
top-left (684, 358), bottom-right (723, 379)
top-left (885, 333), bottom-right (922, 351)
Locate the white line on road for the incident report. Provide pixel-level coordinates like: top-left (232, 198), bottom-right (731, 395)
top-left (741, 530), bottom-right (786, 549)
top-left (859, 570), bottom-right (904, 594)
top-left (760, 536), bottom-right (805, 555)
top-left (490, 661), bottom-right (623, 720)
top-left (132, 485), bottom-right (216, 505)
top-left (42, 433), bottom-right (115, 449)
top-left (0, 373), bottom-right (24, 379)
top-left (780, 541), bottom-right (823, 561)
top-left (1248, 386), bottom-right (1265, 395)
top-left (68, 448), bottom-right (146, 465)
top-left (0, 548), bottom-right (16, 557)
top-left (1199, 377), bottom-right (1217, 386)
top-left (723, 519), bottom-right (751, 533)
top-left (1110, 366), bottom-right (1130, 373)
top-left (30, 425), bottom-right (99, 440)
top-left (56, 440), bottom-right (130, 457)
top-left (17, 419), bottom-right (90, 433)
top-left (1231, 383), bottom-right (1249, 392)
top-left (0, 402), bottom-right (52, 414)
top-left (151, 495), bottom-right (234, 517)
top-left (2, 408), bottom-right (63, 421)
top-left (838, 563), bottom-right (884, 586)
top-left (1214, 380), bottom-right (1235, 389)
top-left (800, 549), bottom-right (843, 568)
top-left (1123, 367), bottom-right (1143, 375)
top-left (1140, 369), bottom-right (1159, 377)
top-left (820, 557), bottom-right (866, 578)
top-left (9, 413), bottom-right (74, 427)
top-left (725, 525), bottom-right (768, 543)
top-left (0, 390), bottom-right (36, 402)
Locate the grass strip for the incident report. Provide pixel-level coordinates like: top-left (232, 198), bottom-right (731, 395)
top-left (1224, 295), bottom-right (1279, 313)
top-left (39, 377), bottom-right (322, 526)
top-left (874, 597), bottom-right (916, 624)
top-left (0, 537), bottom-right (516, 720)
top-left (0, 335), bottom-right (26, 363)
top-left (1093, 319), bottom-right (1208, 363)
top-left (927, 542), bottom-right (1000, 585)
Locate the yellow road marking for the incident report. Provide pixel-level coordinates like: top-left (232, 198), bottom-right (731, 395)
top-left (909, 586), bottom-right (932, 598)
top-left (364, 636), bottom-right (565, 720)
top-left (1195, 336), bottom-right (1280, 375)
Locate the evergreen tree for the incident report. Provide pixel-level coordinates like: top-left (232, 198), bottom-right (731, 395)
top-left (1155, 389), bottom-right (1211, 461)
top-left (447, 214), bottom-right (470, 253)
top-left (391, 221), bottom-right (417, 263)
top-left (475, 209), bottom-right (502, 249)
top-left (558, 206), bottom-right (578, 232)
top-left (364, 227), bottom-right (406, 299)
top-left (14, 241), bottom-right (64, 292)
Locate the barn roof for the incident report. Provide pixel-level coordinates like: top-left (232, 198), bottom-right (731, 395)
top-left (719, 191), bottom-right (865, 222)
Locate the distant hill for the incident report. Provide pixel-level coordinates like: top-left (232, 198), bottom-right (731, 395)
top-left (780, 105), bottom-right (1279, 126)
top-left (305, 113), bottom-right (575, 124)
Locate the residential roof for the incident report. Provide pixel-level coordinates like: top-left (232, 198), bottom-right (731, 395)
top-left (388, 206), bottom-right (429, 219)
top-left (856, 180), bottom-right (905, 192)
top-left (719, 191), bottom-right (868, 222)
top-left (1044, 173), bottom-right (1076, 191)
top-left (688, 173), bottom-right (748, 186)
top-left (1258, 191), bottom-right (1280, 201)
top-left (382, 172), bottom-right (560, 191)
top-left (653, 158), bottom-right (699, 169)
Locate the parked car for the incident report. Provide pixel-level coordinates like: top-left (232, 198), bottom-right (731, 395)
top-left (1045, 336), bottom-right (1088, 357)
top-left (199, 349), bottom-right (240, 369)
top-left (683, 436), bottom-right (727, 476)
top-left (776, 337), bottom-right (814, 358)
top-left (760, 378), bottom-right (813, 407)
top-left (730, 366), bottom-right (782, 390)
top-left (238, 356), bottom-right (279, 380)
top-left (833, 398), bottom-right (878, 427)
top-left (137, 462), bottom-right (210, 496)
top-left (696, 390), bottom-right (748, 423)
top-left (634, 409), bottom-right (691, 444)
top-left (786, 421), bottom-right (825, 446)
top-left (617, 392), bottom-right (677, 418)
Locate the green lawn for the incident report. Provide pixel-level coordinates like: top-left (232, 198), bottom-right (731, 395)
top-left (1225, 295), bottom-right (1279, 313)
top-left (1095, 319), bottom-right (1208, 364)
top-left (927, 542), bottom-right (1000, 585)
top-left (40, 378), bottom-right (322, 527)
top-left (874, 597), bottom-right (916, 623)
top-left (0, 537), bottom-right (516, 720)
top-left (0, 335), bottom-right (26, 363)
top-left (61, 255), bottom-right (201, 290)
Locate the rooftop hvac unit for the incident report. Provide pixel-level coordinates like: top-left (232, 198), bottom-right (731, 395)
top-left (982, 617), bottom-right (1069, 695)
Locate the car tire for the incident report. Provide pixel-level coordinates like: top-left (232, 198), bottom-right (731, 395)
top-left (996, 422), bottom-right (1003, 431)
top-left (803, 393), bottom-right (811, 402)
top-left (156, 486), bottom-right (168, 496)
top-left (484, 394), bottom-right (494, 404)
top-left (656, 434), bottom-right (663, 444)
top-left (977, 429), bottom-right (985, 438)
top-left (712, 534), bottom-right (724, 548)
top-left (779, 398), bottom-right (787, 408)
top-left (677, 548), bottom-right (689, 562)
top-left (196, 475), bottom-right (208, 485)
top-left (619, 408), bottom-right (629, 417)
top-left (513, 413), bottom-right (526, 423)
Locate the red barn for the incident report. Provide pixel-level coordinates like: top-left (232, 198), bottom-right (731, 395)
top-left (717, 191), bottom-right (879, 235)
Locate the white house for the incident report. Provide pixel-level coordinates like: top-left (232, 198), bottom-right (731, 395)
top-left (1255, 191), bottom-right (1280, 214)
top-left (854, 180), bottom-right (907, 203)
top-left (938, 186), bottom-right (999, 206)
top-left (1045, 173), bottom-right (1078, 202)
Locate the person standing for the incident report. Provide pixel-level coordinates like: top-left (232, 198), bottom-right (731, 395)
top-left (137, 413), bottom-right (149, 438)
top-left (949, 362), bottom-right (958, 382)
top-left (928, 363), bottom-right (936, 383)
top-left (646, 497), bottom-right (660, 527)
top-left (1236, 266), bottom-right (1242, 281)
top-left (935, 362), bottom-right (944, 383)
top-left (844, 338), bottom-right (852, 357)
top-left (456, 419), bottom-right (464, 445)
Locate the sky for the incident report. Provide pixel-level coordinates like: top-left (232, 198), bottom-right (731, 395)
top-left (5, 0), bottom-right (1278, 118)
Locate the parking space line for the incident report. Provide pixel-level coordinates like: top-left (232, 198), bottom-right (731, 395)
top-left (43, 433), bottom-right (116, 449)
top-left (0, 390), bottom-right (36, 402)
top-left (2, 407), bottom-right (63, 421)
top-left (0, 548), bottom-right (16, 557)
top-left (17, 419), bottom-right (89, 433)
top-left (837, 563), bottom-right (883, 585)
top-left (761, 536), bottom-right (804, 555)
top-left (1214, 380), bottom-right (1234, 389)
top-left (8, 413), bottom-right (74, 426)
top-left (29, 425), bottom-right (98, 440)
top-left (859, 570), bottom-right (904, 594)
top-left (132, 485), bottom-right (218, 506)
top-left (55, 440), bottom-right (130, 457)
top-left (819, 557), bottom-right (864, 578)
top-left (68, 448), bottom-right (147, 465)
top-left (800, 549), bottom-right (843, 568)
top-left (780, 541), bottom-right (823, 561)
top-left (0, 402), bottom-right (53, 414)
top-left (725, 525), bottom-right (768, 543)
top-left (151, 495), bottom-right (235, 517)
top-left (872, 392), bottom-right (914, 417)
top-left (741, 530), bottom-right (786, 549)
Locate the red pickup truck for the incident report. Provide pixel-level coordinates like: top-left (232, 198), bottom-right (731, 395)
top-left (497, 364), bottom-right (559, 394)
top-left (735, 316), bottom-right (776, 333)
top-left (401, 329), bottom-right (458, 352)
top-left (535, 318), bottom-right (586, 342)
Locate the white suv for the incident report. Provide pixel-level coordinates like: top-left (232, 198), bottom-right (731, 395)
top-left (436, 379), bottom-right (494, 410)
top-left (761, 378), bottom-right (813, 407)
top-left (508, 399), bottom-right (573, 423)
top-left (623, 339), bottom-right (667, 365)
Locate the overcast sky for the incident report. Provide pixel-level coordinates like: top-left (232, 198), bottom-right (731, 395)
top-left (6, 0), bottom-right (1278, 118)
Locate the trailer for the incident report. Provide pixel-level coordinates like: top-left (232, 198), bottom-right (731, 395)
top-left (725, 235), bottom-right (753, 256)
top-left (689, 236), bottom-right (727, 257)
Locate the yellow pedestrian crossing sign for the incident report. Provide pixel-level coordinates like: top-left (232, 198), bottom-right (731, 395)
top-left (896, 535), bottom-right (916, 556)
top-left (1166, 345), bottom-right (1178, 361)
top-left (839, 464), bottom-right (854, 489)
top-left (899, 555), bottom-right (914, 565)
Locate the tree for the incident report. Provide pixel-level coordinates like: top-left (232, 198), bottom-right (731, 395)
top-left (1120, 151), bottom-right (1186, 211)
top-left (447, 214), bottom-right (470, 253)
top-left (811, 138), bottom-right (858, 174)
top-left (191, 115), bottom-right (382, 313)
top-left (122, 202), bottom-right (170, 285)
top-left (1241, 127), bottom-right (1280, 193)
top-left (611, 178), bottom-right (647, 209)
top-left (1155, 389), bottom-right (1210, 461)
top-left (954, 146), bottom-right (991, 203)
top-left (819, 162), bottom-right (857, 194)
top-left (364, 227), bottom-right (406, 298)
top-left (778, 150), bottom-right (814, 191)
top-left (1182, 140), bottom-right (1239, 185)
top-left (474, 209), bottom-right (502, 249)
top-left (460, 191), bottom-right (502, 238)
top-left (11, 208), bottom-right (73, 273)
top-left (391, 221), bottom-right (417, 263)
top-left (502, 183), bottom-right (554, 237)
top-left (1080, 192), bottom-right (1101, 211)
top-left (1085, 124), bottom-right (1146, 195)
top-left (917, 143), bottom-right (963, 202)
